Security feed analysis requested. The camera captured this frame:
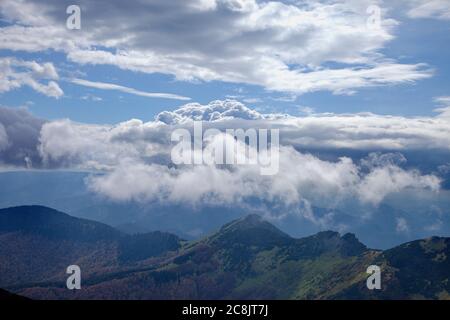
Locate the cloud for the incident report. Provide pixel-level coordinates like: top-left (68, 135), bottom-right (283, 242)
top-left (0, 100), bottom-right (445, 225)
top-left (0, 123), bottom-right (9, 151)
top-left (32, 99), bottom-right (450, 175)
top-left (70, 78), bottom-right (191, 101)
top-left (27, 100), bottom-right (444, 220)
top-left (156, 100), bottom-right (450, 151)
top-left (433, 96), bottom-right (450, 118)
top-left (434, 96), bottom-right (450, 104)
top-left (155, 100), bottom-right (267, 124)
top-left (81, 94), bottom-right (102, 102)
top-left (0, 0), bottom-right (433, 95)
top-left (3, 99), bottom-right (449, 173)
top-left (407, 0), bottom-right (450, 20)
top-left (358, 165), bottom-right (440, 205)
top-left (38, 119), bottom-right (147, 171)
top-left (299, 106), bottom-right (315, 115)
top-left (396, 217), bottom-right (410, 233)
top-left (0, 107), bottom-right (46, 167)
top-left (0, 57), bottom-right (63, 98)
top-left (86, 145), bottom-right (440, 218)
top-left (242, 98), bottom-right (262, 104)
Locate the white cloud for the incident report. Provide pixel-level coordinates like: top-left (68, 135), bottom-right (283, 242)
top-left (433, 96), bottom-right (450, 118)
top-left (299, 106), bottom-right (315, 115)
top-left (396, 217), bottom-right (410, 233)
top-left (242, 97), bottom-right (262, 104)
top-left (70, 78), bottom-right (191, 101)
top-left (38, 119), bottom-right (150, 171)
top-left (0, 99), bottom-right (445, 225)
top-left (34, 99), bottom-right (450, 174)
top-left (155, 100), bottom-right (266, 124)
top-left (0, 0), bottom-right (433, 95)
top-left (156, 100), bottom-right (450, 151)
top-left (0, 57), bottom-right (63, 98)
top-left (434, 96), bottom-right (450, 104)
top-left (85, 144), bottom-right (440, 217)
top-left (358, 165), bottom-right (440, 205)
top-left (407, 0), bottom-right (450, 20)
top-left (81, 94), bottom-right (102, 102)
top-left (30, 100), bottom-right (444, 220)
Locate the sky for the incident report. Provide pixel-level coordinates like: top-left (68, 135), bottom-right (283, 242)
top-left (0, 0), bottom-right (449, 123)
top-left (1, 0), bottom-right (450, 245)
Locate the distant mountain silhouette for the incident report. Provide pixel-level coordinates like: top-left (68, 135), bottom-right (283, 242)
top-left (0, 206), bottom-right (182, 288)
top-left (0, 288), bottom-right (28, 300)
top-left (0, 205), bottom-right (121, 241)
top-left (0, 206), bottom-right (449, 300)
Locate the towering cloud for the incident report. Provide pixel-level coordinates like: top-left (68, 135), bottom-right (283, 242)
top-left (14, 100), bottom-right (443, 214)
top-left (0, 99), bottom-right (448, 230)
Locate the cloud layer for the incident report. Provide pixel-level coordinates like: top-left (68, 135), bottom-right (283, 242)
top-left (1, 100), bottom-right (447, 227)
top-left (0, 0), bottom-right (434, 95)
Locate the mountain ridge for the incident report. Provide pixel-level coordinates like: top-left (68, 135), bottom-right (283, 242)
top-left (0, 205), bottom-right (183, 288)
top-left (0, 205), bottom-right (449, 300)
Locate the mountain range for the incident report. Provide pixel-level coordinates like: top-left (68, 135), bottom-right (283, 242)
top-left (2, 171), bottom-right (449, 250)
top-left (0, 205), bottom-right (449, 300)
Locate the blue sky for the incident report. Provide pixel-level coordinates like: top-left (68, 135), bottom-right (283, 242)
top-left (1, 0), bottom-right (449, 124)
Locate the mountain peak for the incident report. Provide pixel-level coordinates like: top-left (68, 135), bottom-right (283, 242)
top-left (221, 214), bottom-right (287, 235)
top-left (341, 232), bottom-right (367, 255)
top-left (209, 214), bottom-right (292, 248)
top-left (293, 230), bottom-right (367, 257)
top-left (231, 214), bottom-right (264, 226)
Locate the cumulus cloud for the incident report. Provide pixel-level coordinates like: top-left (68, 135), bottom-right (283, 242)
top-left (34, 99), bottom-right (450, 173)
top-left (0, 0), bottom-right (433, 95)
top-left (156, 100), bottom-right (450, 151)
top-left (0, 99), bottom-right (446, 224)
top-left (32, 99), bottom-right (450, 174)
top-left (38, 119), bottom-right (152, 171)
top-left (86, 146), bottom-right (440, 213)
top-left (358, 165), bottom-right (440, 205)
top-left (0, 57), bottom-right (63, 98)
top-left (21, 99), bottom-right (444, 224)
top-left (155, 100), bottom-right (267, 124)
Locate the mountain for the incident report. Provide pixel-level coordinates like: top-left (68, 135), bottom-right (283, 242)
top-left (0, 288), bottom-right (28, 300)
top-left (0, 206), bottom-right (182, 288)
top-left (0, 205), bottom-right (121, 241)
top-left (333, 236), bottom-right (450, 300)
top-left (0, 206), bottom-right (449, 300)
top-left (2, 171), bottom-right (449, 250)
